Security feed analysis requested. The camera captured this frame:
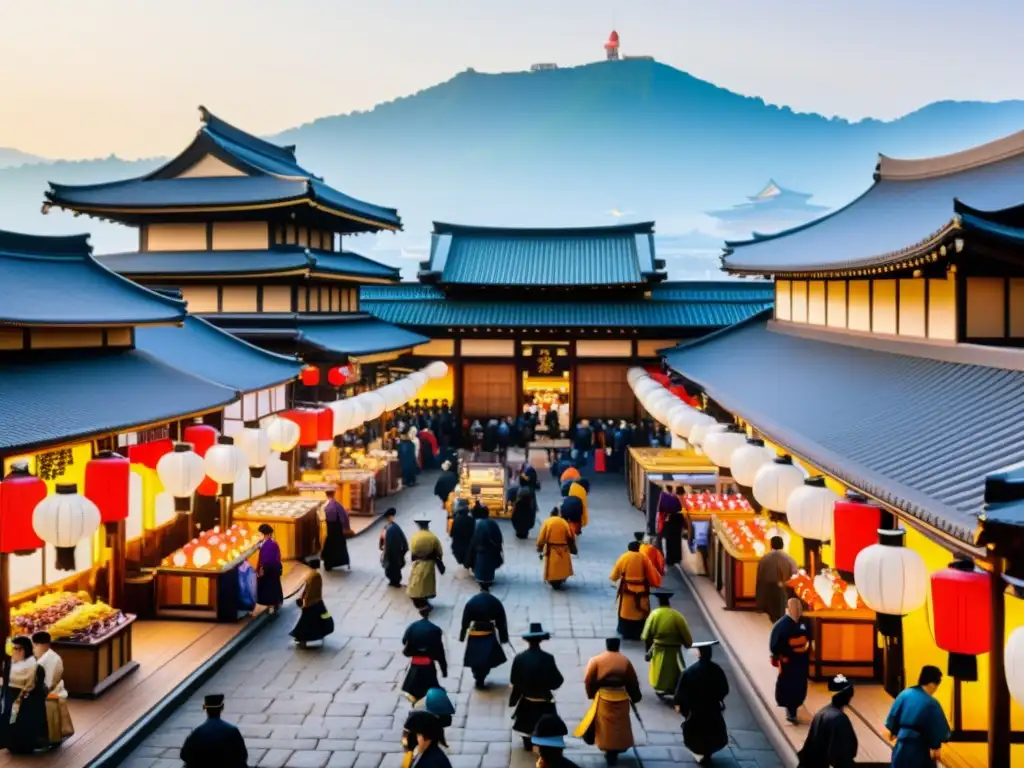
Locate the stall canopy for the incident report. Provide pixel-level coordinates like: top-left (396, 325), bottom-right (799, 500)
top-left (135, 315), bottom-right (302, 393)
top-left (662, 311), bottom-right (1024, 543)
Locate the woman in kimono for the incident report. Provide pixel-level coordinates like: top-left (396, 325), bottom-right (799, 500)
top-left (256, 524), bottom-right (284, 615)
top-left (290, 559), bottom-right (335, 648)
top-left (885, 666), bottom-right (950, 768)
top-left (449, 499), bottom-right (475, 568)
top-left (2, 636), bottom-right (47, 754)
top-left (674, 640), bottom-right (730, 765)
top-left (408, 516), bottom-right (445, 611)
top-left (31, 632), bottom-right (73, 747)
top-left (770, 598), bottom-right (812, 724)
top-left (510, 487), bottom-right (537, 540)
top-left (641, 591), bottom-right (692, 697)
top-left (798, 675), bottom-right (857, 768)
top-left (465, 505), bottom-right (503, 586)
top-left (320, 489), bottom-right (351, 571)
top-left (536, 508), bottom-right (576, 589)
top-left (609, 540), bottom-right (660, 640)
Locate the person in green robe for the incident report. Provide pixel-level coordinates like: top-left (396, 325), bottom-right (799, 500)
top-left (407, 515), bottom-right (445, 611)
top-left (641, 591), bottom-right (692, 697)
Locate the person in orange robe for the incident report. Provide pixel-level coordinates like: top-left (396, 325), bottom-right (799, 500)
top-left (574, 637), bottom-right (641, 765)
top-left (634, 532), bottom-right (664, 586)
top-left (536, 507), bottom-right (577, 589)
top-left (560, 467), bottom-right (580, 485)
top-left (609, 540), bottom-right (660, 640)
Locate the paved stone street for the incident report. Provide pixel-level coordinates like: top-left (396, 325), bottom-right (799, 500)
top-left (123, 471), bottom-right (782, 768)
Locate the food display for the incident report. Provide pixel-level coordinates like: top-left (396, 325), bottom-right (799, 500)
top-left (234, 496), bottom-right (320, 561)
top-left (160, 524), bottom-right (258, 571)
top-left (11, 591), bottom-right (126, 642)
top-left (682, 492), bottom-right (752, 514)
top-left (240, 498), bottom-right (319, 519)
top-left (626, 446), bottom-right (717, 511)
top-left (449, 461), bottom-right (508, 518)
top-left (717, 517), bottom-right (791, 558)
top-left (789, 569), bottom-right (866, 612)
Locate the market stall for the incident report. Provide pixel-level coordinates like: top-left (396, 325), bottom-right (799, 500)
top-left (299, 469), bottom-right (375, 516)
top-left (232, 497), bottom-right (320, 561)
top-left (626, 447), bottom-right (718, 511)
top-left (150, 525), bottom-right (260, 622)
top-left (680, 491), bottom-right (752, 535)
top-left (446, 461), bottom-right (508, 520)
top-left (710, 516), bottom-right (792, 611)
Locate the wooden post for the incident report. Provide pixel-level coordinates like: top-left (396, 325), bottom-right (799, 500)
top-left (0, 552), bottom-right (9, 659)
top-left (989, 556), bottom-right (1010, 766)
top-left (105, 521), bottom-right (126, 609)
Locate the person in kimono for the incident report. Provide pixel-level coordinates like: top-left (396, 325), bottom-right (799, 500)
top-left (519, 463), bottom-right (541, 494)
top-left (401, 710), bottom-right (452, 768)
top-left (567, 482), bottom-right (589, 533)
top-left (290, 560), bottom-right (335, 648)
top-left (398, 431), bottom-right (419, 487)
top-left (609, 539), bottom-right (660, 640)
top-left (635, 532), bottom-right (665, 587)
top-left (661, 507), bottom-right (686, 568)
top-left (420, 428), bottom-right (439, 469)
top-left (321, 488), bottom-right (351, 571)
top-left (433, 461), bottom-right (459, 511)
top-left (574, 637), bottom-right (642, 766)
top-left (770, 598), bottom-right (812, 724)
top-left (510, 486), bottom-right (538, 540)
top-left (536, 507), bottom-right (577, 589)
top-left (509, 622), bottom-right (564, 750)
top-left (756, 536), bottom-right (797, 623)
top-left (380, 508), bottom-right (409, 588)
top-left (641, 591), bottom-right (692, 696)
top-left (531, 714), bottom-right (580, 768)
top-left (459, 582), bottom-right (509, 688)
top-left (465, 503), bottom-right (503, 586)
top-left (674, 639), bottom-right (729, 764)
top-left (32, 631), bottom-right (73, 746)
top-left (655, 487), bottom-right (682, 545)
top-left (255, 524), bottom-right (283, 614)
top-left (448, 498), bottom-right (474, 567)
top-left (560, 493), bottom-right (585, 537)
top-left (885, 666), bottom-right (950, 768)
top-left (798, 674), bottom-right (858, 768)
top-left (408, 515), bottom-right (445, 611)
top-left (409, 427), bottom-right (423, 469)
top-left (180, 694), bottom-right (248, 768)
top-left (1, 635), bottom-right (47, 753)
top-left (401, 610), bottom-right (449, 703)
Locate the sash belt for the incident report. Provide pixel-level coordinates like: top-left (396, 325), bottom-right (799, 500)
top-left (410, 656), bottom-right (432, 666)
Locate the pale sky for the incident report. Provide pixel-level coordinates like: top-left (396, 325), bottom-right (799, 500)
top-left (3, 0), bottom-right (1023, 160)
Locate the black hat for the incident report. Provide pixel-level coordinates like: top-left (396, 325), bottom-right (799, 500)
top-left (424, 687), bottom-right (455, 717)
top-left (522, 622), bottom-right (550, 641)
top-left (633, 531), bottom-right (646, 541)
top-left (384, 507), bottom-right (398, 518)
top-left (605, 637), bottom-right (621, 652)
top-left (404, 710), bottom-right (442, 742)
top-left (653, 590), bottom-right (673, 603)
top-left (828, 674), bottom-right (853, 694)
top-left (531, 713), bottom-right (569, 748)
top-left (258, 524), bottom-right (274, 536)
top-left (203, 694), bottom-right (225, 710)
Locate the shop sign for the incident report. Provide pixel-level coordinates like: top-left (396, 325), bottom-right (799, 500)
top-left (528, 347), bottom-right (569, 377)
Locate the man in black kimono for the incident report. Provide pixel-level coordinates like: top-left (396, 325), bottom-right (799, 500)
top-left (180, 694), bottom-right (248, 768)
top-left (401, 710), bottom-right (452, 768)
top-left (798, 675), bottom-right (858, 768)
top-left (770, 597), bottom-right (812, 724)
top-left (459, 582), bottom-right (509, 689)
top-left (380, 508), bottom-right (409, 588)
top-left (433, 461), bottom-right (459, 509)
top-left (448, 498), bottom-right (473, 568)
top-left (465, 502), bottom-right (504, 586)
top-left (509, 622), bottom-right (564, 751)
top-left (673, 640), bottom-right (729, 765)
top-left (401, 610), bottom-right (449, 704)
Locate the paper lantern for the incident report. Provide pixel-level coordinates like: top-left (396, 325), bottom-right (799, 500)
top-left (183, 422), bottom-right (220, 496)
top-left (157, 443), bottom-right (206, 512)
top-left (633, 378), bottom-right (660, 401)
top-left (347, 397), bottom-right (367, 427)
top-left (752, 454), bottom-right (805, 513)
top-left (236, 423), bottom-right (271, 478)
top-left (785, 476), bottom-right (839, 542)
top-left (702, 425), bottom-right (748, 469)
top-left (266, 416), bottom-right (301, 453)
top-left (379, 385), bottom-right (406, 412)
top-left (329, 399), bottom-right (356, 434)
top-left (688, 418), bottom-right (724, 448)
top-left (84, 450), bottom-right (130, 523)
top-left (664, 401), bottom-right (689, 428)
top-left (425, 361), bottom-right (449, 379)
top-left (833, 491), bottom-right (882, 575)
top-left (359, 392), bottom-right (387, 421)
top-left (300, 366), bottom-right (321, 386)
top-left (410, 371), bottom-right (429, 389)
top-left (0, 462), bottom-right (46, 553)
top-left (205, 436), bottom-right (246, 497)
top-left (645, 390), bottom-right (677, 425)
top-left (327, 367), bottom-right (346, 387)
top-left (730, 438), bottom-right (775, 487)
top-left (626, 368), bottom-right (647, 387)
top-left (126, 438), bottom-right (173, 471)
top-left (32, 483), bottom-right (101, 571)
top-left (284, 409), bottom-right (319, 447)
top-left (669, 407), bottom-right (701, 440)
top-left (399, 378), bottom-right (418, 401)
top-left (1006, 626), bottom-right (1024, 707)
top-left (854, 529), bottom-right (927, 635)
top-left (315, 407), bottom-right (333, 441)
top-left (930, 560), bottom-right (991, 680)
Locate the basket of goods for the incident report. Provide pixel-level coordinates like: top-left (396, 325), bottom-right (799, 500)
top-left (718, 517), bottom-right (772, 555)
top-left (683, 492), bottom-right (752, 513)
top-left (161, 524), bottom-right (257, 571)
top-left (788, 568), bottom-right (866, 611)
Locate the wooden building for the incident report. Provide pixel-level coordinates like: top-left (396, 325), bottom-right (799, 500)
top-left (360, 221), bottom-right (773, 422)
top-left (664, 129), bottom-right (1024, 767)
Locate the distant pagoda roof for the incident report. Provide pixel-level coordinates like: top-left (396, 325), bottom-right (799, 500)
top-left (707, 179), bottom-right (828, 221)
top-left (0, 229), bottom-right (186, 326)
top-left (45, 107), bottom-right (401, 233)
top-left (722, 129), bottom-right (1024, 277)
top-left (419, 221), bottom-right (664, 287)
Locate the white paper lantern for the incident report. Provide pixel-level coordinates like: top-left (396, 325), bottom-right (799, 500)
top-left (329, 399), bottom-right (356, 434)
top-left (378, 385), bottom-right (405, 412)
top-left (664, 401), bottom-right (689, 427)
top-left (32, 483), bottom-right (102, 571)
top-left (752, 454), bottom-right (806, 512)
top-left (410, 371), bottom-right (429, 389)
top-left (205, 436), bottom-right (247, 496)
top-left (236, 424), bottom-right (271, 478)
top-left (688, 418), bottom-right (724, 447)
top-left (633, 378), bottom-right (661, 401)
top-left (359, 391), bottom-right (387, 421)
top-left (785, 476), bottom-right (840, 541)
top-left (626, 368), bottom-right (647, 387)
top-left (645, 390), bottom-right (677, 424)
top-left (266, 416), bottom-right (301, 453)
top-left (670, 406), bottom-right (701, 440)
top-left (399, 378), bottom-right (418, 401)
top-left (702, 425), bottom-right (749, 468)
top-left (157, 443), bottom-right (206, 512)
top-left (854, 529), bottom-right (928, 635)
top-left (347, 396), bottom-right (367, 426)
top-left (1006, 627), bottom-right (1024, 707)
top-left (730, 438), bottom-right (776, 487)
top-left (425, 361), bottom-right (448, 379)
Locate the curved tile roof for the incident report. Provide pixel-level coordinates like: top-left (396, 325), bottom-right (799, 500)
top-left (298, 317), bottom-right (429, 356)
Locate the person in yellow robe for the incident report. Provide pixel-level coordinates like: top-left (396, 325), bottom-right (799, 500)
top-left (574, 637), bottom-right (641, 765)
top-left (536, 508), bottom-right (577, 589)
top-left (408, 515), bottom-right (445, 612)
top-left (641, 591), bottom-right (692, 697)
top-left (560, 466), bottom-right (580, 484)
top-left (568, 482), bottom-right (589, 530)
top-left (634, 532), bottom-right (664, 588)
top-left (610, 540), bottom-right (660, 640)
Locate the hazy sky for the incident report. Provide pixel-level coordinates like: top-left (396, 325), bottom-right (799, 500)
top-left (3, 0), bottom-right (1023, 159)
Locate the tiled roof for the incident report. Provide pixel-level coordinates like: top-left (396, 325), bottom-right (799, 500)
top-left (425, 222), bottom-right (658, 286)
top-left (0, 350), bottom-right (236, 453)
top-left (0, 229), bottom-right (186, 326)
top-left (135, 316), bottom-right (301, 393)
top-left (298, 317), bottom-right (430, 356)
top-left (100, 247), bottom-right (399, 280)
top-left (360, 281), bottom-right (772, 328)
top-left (663, 315), bottom-right (1024, 542)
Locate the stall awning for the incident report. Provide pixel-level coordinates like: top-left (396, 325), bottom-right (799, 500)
top-left (297, 317), bottom-right (429, 357)
top-left (0, 350), bottom-right (236, 453)
top-left (135, 315), bottom-right (302, 393)
top-left (663, 313), bottom-right (1024, 543)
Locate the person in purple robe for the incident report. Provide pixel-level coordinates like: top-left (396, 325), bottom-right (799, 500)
top-left (256, 524), bottom-right (284, 614)
top-left (321, 489), bottom-right (351, 571)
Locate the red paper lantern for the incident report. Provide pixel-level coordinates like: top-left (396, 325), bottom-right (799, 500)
top-left (327, 367), bottom-right (345, 387)
top-left (316, 407), bottom-right (333, 441)
top-left (301, 366), bottom-right (321, 387)
top-left (84, 451), bottom-right (130, 523)
top-left (183, 423), bottom-right (220, 497)
top-left (284, 410), bottom-right (318, 447)
top-left (931, 560), bottom-right (991, 680)
top-left (126, 438), bottom-right (173, 470)
top-left (832, 490), bottom-right (881, 575)
top-left (0, 463), bottom-right (46, 553)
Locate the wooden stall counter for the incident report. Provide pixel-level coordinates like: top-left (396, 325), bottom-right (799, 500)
top-left (233, 496), bottom-right (320, 561)
top-left (626, 446), bottom-right (718, 510)
top-left (55, 615), bottom-right (139, 698)
top-left (710, 515), bottom-right (788, 611)
top-left (298, 469), bottom-right (375, 516)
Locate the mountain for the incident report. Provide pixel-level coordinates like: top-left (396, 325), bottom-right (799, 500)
top-left (5, 59), bottom-right (1024, 276)
top-left (0, 148), bottom-right (49, 169)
